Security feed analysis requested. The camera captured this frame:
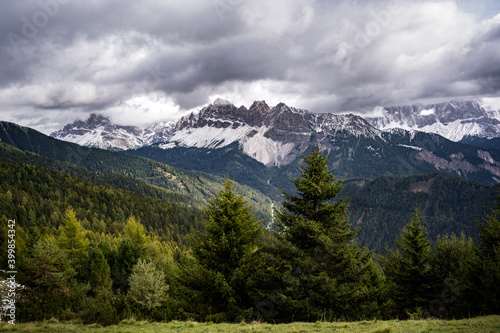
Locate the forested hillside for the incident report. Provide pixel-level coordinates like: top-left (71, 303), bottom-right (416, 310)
top-left (0, 160), bottom-right (204, 246)
top-left (0, 123), bottom-right (274, 221)
top-left (344, 173), bottom-right (500, 252)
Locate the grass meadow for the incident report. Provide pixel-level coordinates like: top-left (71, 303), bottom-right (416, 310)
top-left (0, 315), bottom-right (499, 332)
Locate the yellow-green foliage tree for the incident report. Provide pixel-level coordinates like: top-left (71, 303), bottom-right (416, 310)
top-left (57, 208), bottom-right (88, 263)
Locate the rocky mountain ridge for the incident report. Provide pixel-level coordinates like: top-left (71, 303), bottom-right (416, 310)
top-left (365, 100), bottom-right (500, 141)
top-left (50, 113), bottom-right (176, 150)
top-left (51, 98), bottom-right (380, 166)
top-left (167, 99), bottom-right (379, 166)
top-left (50, 99), bottom-right (500, 177)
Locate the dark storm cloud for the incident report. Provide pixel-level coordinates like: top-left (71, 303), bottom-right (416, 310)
top-left (0, 0), bottom-right (499, 133)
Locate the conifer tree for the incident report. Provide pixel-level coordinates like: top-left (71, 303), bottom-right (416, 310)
top-left (194, 179), bottom-right (262, 278)
top-left (128, 259), bottom-right (168, 310)
top-left (111, 238), bottom-right (141, 293)
top-left (19, 237), bottom-right (77, 321)
top-left (23, 237), bottom-right (76, 293)
top-left (176, 179), bottom-right (262, 321)
top-left (57, 208), bottom-right (88, 263)
top-left (78, 243), bottom-right (116, 325)
top-left (86, 244), bottom-right (113, 296)
top-left (429, 233), bottom-right (475, 318)
top-left (264, 146), bottom-right (384, 321)
top-left (472, 194), bottom-right (500, 314)
top-left (124, 216), bottom-right (149, 255)
top-left (384, 208), bottom-right (432, 316)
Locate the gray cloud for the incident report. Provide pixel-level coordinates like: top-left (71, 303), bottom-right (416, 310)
top-left (0, 0), bottom-right (499, 133)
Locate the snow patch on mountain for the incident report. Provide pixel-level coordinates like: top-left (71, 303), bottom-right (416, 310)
top-left (398, 144), bottom-right (422, 151)
top-left (420, 108), bottom-right (435, 116)
top-left (51, 114), bottom-right (176, 150)
top-left (169, 125), bottom-right (252, 150)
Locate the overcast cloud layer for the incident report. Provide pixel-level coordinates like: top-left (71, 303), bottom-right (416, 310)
top-left (1, 0), bottom-right (500, 134)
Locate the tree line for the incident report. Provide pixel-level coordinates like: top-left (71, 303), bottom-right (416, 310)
top-left (1, 147), bottom-right (499, 324)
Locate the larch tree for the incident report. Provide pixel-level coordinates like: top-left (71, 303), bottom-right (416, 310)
top-left (57, 208), bottom-right (88, 264)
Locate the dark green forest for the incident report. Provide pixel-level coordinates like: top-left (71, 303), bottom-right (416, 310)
top-left (0, 142), bottom-right (499, 324)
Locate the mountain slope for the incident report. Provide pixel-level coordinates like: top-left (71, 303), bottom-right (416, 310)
top-left (0, 158), bottom-right (204, 246)
top-left (49, 99), bottom-right (500, 188)
top-left (344, 173), bottom-right (500, 252)
top-left (0, 121), bottom-right (274, 221)
top-left (168, 99), bottom-right (379, 167)
top-left (127, 100), bottom-right (500, 192)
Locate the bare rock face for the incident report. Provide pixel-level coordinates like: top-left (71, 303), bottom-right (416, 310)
top-left (166, 99), bottom-right (380, 166)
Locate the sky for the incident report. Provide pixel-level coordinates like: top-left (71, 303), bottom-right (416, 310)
top-left (0, 0), bottom-right (500, 134)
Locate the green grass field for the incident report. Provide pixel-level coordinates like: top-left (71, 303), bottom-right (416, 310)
top-left (1, 316), bottom-right (499, 333)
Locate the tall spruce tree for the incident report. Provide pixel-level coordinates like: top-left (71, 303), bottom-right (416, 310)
top-left (472, 194), bottom-right (500, 314)
top-left (263, 146), bottom-right (384, 321)
top-left (176, 179), bottom-right (263, 321)
top-left (428, 233), bottom-right (475, 318)
top-left (384, 208), bottom-right (433, 317)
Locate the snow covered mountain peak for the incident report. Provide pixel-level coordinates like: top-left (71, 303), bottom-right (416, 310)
top-left (213, 98), bottom-right (234, 107)
top-left (365, 100), bottom-right (500, 141)
top-left (50, 114), bottom-right (175, 150)
top-left (167, 100), bottom-right (380, 166)
top-left (50, 113), bottom-right (144, 150)
top-left (51, 99), bottom-right (500, 167)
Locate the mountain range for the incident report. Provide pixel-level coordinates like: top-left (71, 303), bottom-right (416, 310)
top-left (48, 98), bottom-right (500, 194)
top-left (51, 98), bottom-right (500, 151)
top-left (2, 119), bottom-right (500, 252)
top-left (50, 113), bottom-right (176, 151)
top-left (365, 100), bottom-right (500, 142)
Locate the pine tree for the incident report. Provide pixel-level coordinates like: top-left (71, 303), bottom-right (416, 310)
top-left (86, 244), bottom-right (113, 296)
top-left (429, 233), bottom-right (475, 318)
top-left (77, 243), bottom-right (116, 325)
top-left (472, 194), bottom-right (500, 314)
top-left (111, 238), bottom-right (140, 293)
top-left (194, 179), bottom-right (262, 278)
top-left (176, 178), bottom-right (263, 321)
top-left (19, 237), bottom-right (78, 321)
top-left (124, 216), bottom-right (149, 256)
top-left (263, 146), bottom-right (384, 321)
top-left (384, 208), bottom-right (432, 317)
top-left (23, 237), bottom-right (76, 293)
